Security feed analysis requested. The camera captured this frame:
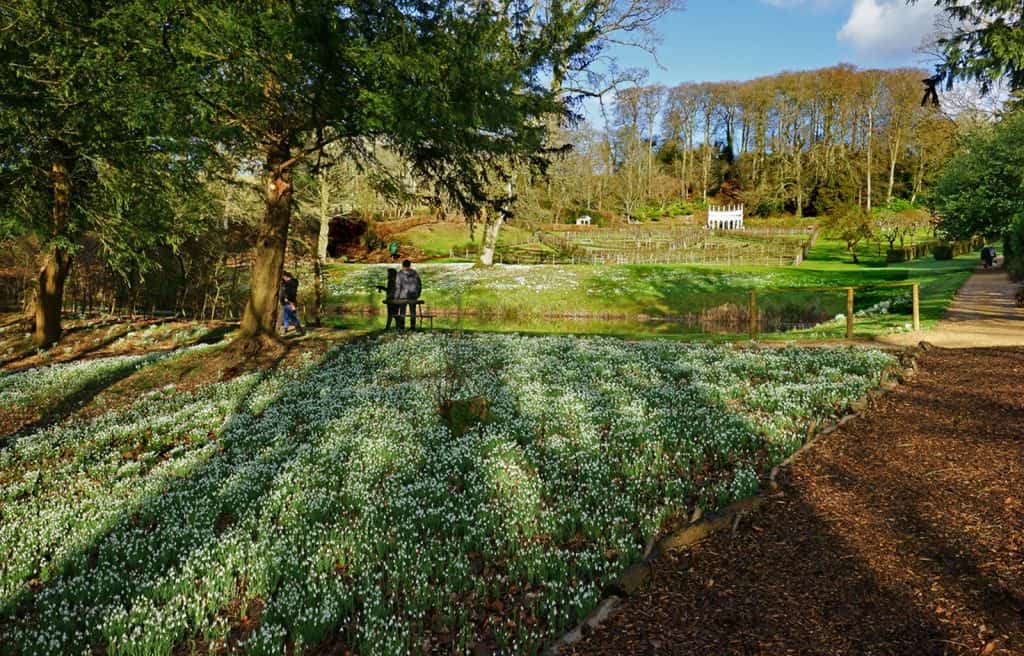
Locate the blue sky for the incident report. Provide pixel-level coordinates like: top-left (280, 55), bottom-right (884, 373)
top-left (610, 0), bottom-right (944, 85)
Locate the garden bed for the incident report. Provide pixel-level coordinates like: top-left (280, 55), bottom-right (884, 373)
top-left (0, 334), bottom-right (896, 654)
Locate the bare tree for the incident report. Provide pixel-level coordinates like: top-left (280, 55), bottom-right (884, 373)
top-left (476, 0), bottom-right (685, 265)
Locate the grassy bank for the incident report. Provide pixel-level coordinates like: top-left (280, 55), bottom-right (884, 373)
top-left (398, 223), bottom-right (537, 259)
top-left (324, 246), bottom-right (977, 339)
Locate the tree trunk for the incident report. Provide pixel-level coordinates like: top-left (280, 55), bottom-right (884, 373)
top-left (687, 134), bottom-right (695, 199)
top-left (794, 151), bottom-right (803, 218)
top-left (33, 158), bottom-right (75, 348)
top-left (886, 133), bottom-right (900, 204)
top-left (701, 145), bottom-right (710, 202)
top-left (479, 209), bottom-right (503, 266)
top-left (34, 248), bottom-right (72, 347)
top-left (865, 106), bottom-right (873, 213)
top-left (239, 139), bottom-right (293, 340)
top-left (911, 151), bottom-right (925, 204)
top-left (313, 170), bottom-right (331, 327)
top-left (678, 138), bottom-right (688, 199)
top-left (702, 112), bottom-right (712, 202)
top-left (647, 131), bottom-right (654, 200)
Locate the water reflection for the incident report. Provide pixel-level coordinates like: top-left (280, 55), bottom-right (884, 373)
top-left (328, 303), bottom-right (834, 339)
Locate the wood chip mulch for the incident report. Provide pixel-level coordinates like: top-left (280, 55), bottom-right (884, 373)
top-left (568, 347), bottom-right (1024, 656)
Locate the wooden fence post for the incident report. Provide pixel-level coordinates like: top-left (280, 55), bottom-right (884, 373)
top-left (912, 283), bottom-right (920, 331)
top-left (846, 287), bottom-right (854, 339)
top-left (749, 290), bottom-right (758, 340)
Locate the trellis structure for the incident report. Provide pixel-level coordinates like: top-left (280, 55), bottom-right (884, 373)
top-left (707, 204), bottom-right (744, 230)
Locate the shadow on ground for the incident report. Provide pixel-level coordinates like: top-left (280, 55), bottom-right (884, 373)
top-left (568, 347), bottom-right (1024, 656)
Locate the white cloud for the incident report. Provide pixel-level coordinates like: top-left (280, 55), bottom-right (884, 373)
top-left (837, 0), bottom-right (942, 57)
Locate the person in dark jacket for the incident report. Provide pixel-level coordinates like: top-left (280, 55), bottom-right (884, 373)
top-left (981, 245), bottom-right (996, 268)
top-left (280, 271), bottom-right (304, 335)
top-left (394, 259), bottom-right (422, 329)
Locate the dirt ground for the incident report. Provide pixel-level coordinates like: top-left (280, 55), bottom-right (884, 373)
top-left (0, 315), bottom-right (362, 438)
top-left (567, 346), bottom-right (1024, 656)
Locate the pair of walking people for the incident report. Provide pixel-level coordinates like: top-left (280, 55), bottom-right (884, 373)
top-left (378, 260), bottom-right (422, 329)
top-left (981, 245), bottom-right (998, 269)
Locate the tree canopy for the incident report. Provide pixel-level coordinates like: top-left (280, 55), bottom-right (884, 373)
top-left (928, 107), bottom-right (1024, 239)
top-left (0, 1), bottom-right (207, 345)
top-left (154, 0), bottom-right (610, 340)
top-left (1, 0), bottom-right (622, 345)
top-left (917, 0), bottom-right (1024, 93)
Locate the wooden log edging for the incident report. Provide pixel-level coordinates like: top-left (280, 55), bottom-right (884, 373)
top-left (544, 344), bottom-right (925, 655)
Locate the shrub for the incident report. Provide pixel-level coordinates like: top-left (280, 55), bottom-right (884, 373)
top-left (889, 294), bottom-right (914, 314)
top-left (1005, 216), bottom-right (1024, 280)
top-left (663, 199), bottom-right (701, 216)
top-left (626, 200), bottom-right (705, 222)
top-left (362, 230), bottom-right (386, 251)
top-left (876, 198), bottom-right (920, 214)
top-left (887, 242), bottom-right (939, 262)
top-left (753, 199), bottom-right (784, 217)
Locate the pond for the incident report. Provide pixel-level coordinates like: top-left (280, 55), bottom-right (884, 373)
top-left (327, 303), bottom-right (835, 340)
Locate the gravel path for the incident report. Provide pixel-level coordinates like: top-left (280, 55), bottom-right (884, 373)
top-left (878, 263), bottom-right (1024, 348)
top-left (567, 347), bottom-right (1024, 656)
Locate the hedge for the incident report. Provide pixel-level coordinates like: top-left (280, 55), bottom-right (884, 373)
top-left (886, 236), bottom-right (984, 262)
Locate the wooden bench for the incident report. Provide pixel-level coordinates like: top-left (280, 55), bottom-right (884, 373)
top-left (383, 299), bottom-right (434, 330)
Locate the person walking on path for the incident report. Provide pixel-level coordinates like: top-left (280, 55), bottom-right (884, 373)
top-left (280, 271), bottom-right (305, 336)
top-left (981, 245), bottom-right (997, 269)
top-left (376, 268), bottom-right (399, 330)
top-left (389, 241), bottom-right (400, 260)
top-left (395, 259), bottom-right (422, 330)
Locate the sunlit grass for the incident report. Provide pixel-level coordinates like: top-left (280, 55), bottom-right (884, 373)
top-left (325, 249), bottom-right (977, 339)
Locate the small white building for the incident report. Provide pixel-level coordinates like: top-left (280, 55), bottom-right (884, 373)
top-left (706, 204), bottom-right (744, 230)
top-left (575, 215), bottom-right (592, 226)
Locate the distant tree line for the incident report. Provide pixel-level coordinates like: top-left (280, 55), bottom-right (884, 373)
top-left (575, 66), bottom-right (957, 220)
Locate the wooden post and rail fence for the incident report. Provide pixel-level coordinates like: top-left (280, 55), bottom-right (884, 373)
top-left (748, 280), bottom-right (921, 340)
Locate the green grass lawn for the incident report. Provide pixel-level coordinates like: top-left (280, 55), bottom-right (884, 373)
top-left (398, 223), bottom-right (535, 259)
top-left (779, 238), bottom-right (976, 337)
top-left (323, 237), bottom-right (977, 340)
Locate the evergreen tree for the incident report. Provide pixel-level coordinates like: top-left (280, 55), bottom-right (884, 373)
top-left (928, 108), bottom-right (1024, 239)
top-left (917, 0), bottom-right (1024, 92)
top-left (159, 1), bottom-right (603, 344)
top-left (0, 2), bottom-right (205, 346)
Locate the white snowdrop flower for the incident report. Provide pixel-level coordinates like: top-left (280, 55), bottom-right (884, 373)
top-left (1, 334), bottom-right (893, 655)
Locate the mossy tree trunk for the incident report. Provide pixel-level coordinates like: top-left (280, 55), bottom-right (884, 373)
top-left (33, 156), bottom-right (75, 348)
top-left (313, 168), bottom-right (331, 326)
top-left (479, 210), bottom-right (504, 266)
top-left (239, 139), bottom-right (293, 340)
